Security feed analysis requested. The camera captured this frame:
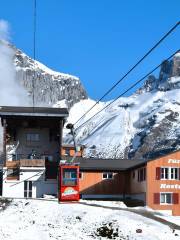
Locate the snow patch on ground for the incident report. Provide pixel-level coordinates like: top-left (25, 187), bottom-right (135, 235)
top-left (0, 199), bottom-right (179, 240)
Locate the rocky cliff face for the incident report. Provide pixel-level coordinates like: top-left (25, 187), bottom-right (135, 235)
top-left (137, 53), bottom-right (180, 94)
top-left (126, 53), bottom-right (180, 160)
top-left (12, 45), bottom-right (87, 108)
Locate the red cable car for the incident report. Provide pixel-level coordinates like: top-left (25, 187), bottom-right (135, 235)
top-left (59, 163), bottom-right (80, 202)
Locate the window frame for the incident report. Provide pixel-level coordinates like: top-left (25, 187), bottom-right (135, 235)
top-left (24, 181), bottom-right (33, 198)
top-left (170, 167), bottom-right (179, 180)
top-left (26, 133), bottom-right (40, 142)
top-left (160, 192), bottom-right (173, 205)
top-left (62, 168), bottom-right (78, 186)
top-left (79, 172), bottom-right (83, 180)
top-left (7, 168), bottom-right (20, 180)
top-left (160, 167), bottom-right (169, 180)
top-left (160, 167), bottom-right (179, 180)
top-left (64, 148), bottom-right (70, 156)
top-left (102, 172), bottom-right (113, 180)
top-left (137, 167), bottom-right (146, 182)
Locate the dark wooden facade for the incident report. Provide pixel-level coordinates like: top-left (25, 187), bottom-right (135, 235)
top-left (0, 106), bottom-right (68, 180)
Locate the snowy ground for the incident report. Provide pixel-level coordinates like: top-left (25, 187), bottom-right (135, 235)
top-left (0, 199), bottom-right (180, 240)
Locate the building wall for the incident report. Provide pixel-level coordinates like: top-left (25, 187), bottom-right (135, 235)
top-left (129, 168), bottom-right (146, 194)
top-left (61, 146), bottom-right (83, 157)
top-left (147, 151), bottom-right (180, 215)
top-left (9, 127), bottom-right (59, 161)
top-left (0, 168), bottom-right (2, 196)
top-left (3, 167), bottom-right (57, 198)
top-left (79, 171), bottom-right (128, 197)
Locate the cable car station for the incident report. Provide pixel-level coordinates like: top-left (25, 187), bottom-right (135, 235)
top-left (0, 106), bottom-right (179, 216)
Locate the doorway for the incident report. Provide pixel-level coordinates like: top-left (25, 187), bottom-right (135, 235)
top-left (24, 181), bottom-right (32, 198)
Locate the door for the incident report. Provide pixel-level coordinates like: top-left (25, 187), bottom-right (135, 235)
top-left (24, 181), bottom-right (32, 198)
top-left (0, 171), bottom-right (2, 196)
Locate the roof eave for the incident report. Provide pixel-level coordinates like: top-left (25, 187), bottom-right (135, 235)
top-left (0, 112), bottom-right (69, 118)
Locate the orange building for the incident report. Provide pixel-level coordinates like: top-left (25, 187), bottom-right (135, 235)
top-left (63, 156), bottom-right (146, 200)
top-left (146, 151), bottom-right (180, 216)
top-left (64, 150), bottom-right (180, 216)
top-left (61, 144), bottom-right (85, 157)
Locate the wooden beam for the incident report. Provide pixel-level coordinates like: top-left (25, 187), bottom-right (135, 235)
top-left (2, 118), bottom-right (7, 167)
top-left (59, 119), bottom-right (63, 162)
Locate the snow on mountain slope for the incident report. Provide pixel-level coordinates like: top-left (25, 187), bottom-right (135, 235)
top-left (64, 89), bottom-right (180, 159)
top-left (1, 39), bottom-right (179, 159)
top-left (64, 54), bottom-right (180, 159)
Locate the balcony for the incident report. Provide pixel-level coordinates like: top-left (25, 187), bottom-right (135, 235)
top-left (20, 159), bottom-right (45, 167)
top-left (6, 159), bottom-right (45, 168)
top-left (5, 152), bottom-right (60, 168)
top-left (6, 161), bottom-right (20, 168)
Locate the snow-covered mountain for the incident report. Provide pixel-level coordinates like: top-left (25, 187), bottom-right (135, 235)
top-left (64, 53), bottom-right (180, 160)
top-left (12, 44), bottom-right (87, 108)
top-left (0, 40), bottom-right (179, 160)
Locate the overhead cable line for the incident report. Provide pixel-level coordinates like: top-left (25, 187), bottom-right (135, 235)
top-left (75, 49), bottom-right (179, 132)
top-left (2, 168), bottom-right (20, 181)
top-left (74, 22), bottom-right (180, 126)
top-left (1, 168), bottom-right (44, 185)
top-left (32, 0), bottom-right (37, 108)
top-left (10, 170), bottom-right (44, 187)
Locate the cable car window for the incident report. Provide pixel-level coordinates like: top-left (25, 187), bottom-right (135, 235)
top-left (62, 168), bottom-right (77, 186)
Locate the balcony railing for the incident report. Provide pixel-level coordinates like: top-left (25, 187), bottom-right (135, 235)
top-left (21, 159), bottom-right (45, 167)
top-left (5, 153), bottom-right (59, 167)
top-left (6, 159), bottom-right (45, 167)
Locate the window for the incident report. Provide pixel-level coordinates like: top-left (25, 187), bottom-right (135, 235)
top-left (64, 149), bottom-right (70, 156)
top-left (154, 193), bottom-right (179, 204)
top-left (102, 172), bottom-right (113, 179)
top-left (161, 168), bottom-right (168, 180)
top-left (26, 133), bottom-right (40, 142)
top-left (24, 181), bottom-right (32, 198)
top-left (138, 168), bottom-right (146, 182)
top-left (79, 172), bottom-right (83, 179)
top-left (160, 167), bottom-right (179, 180)
top-left (42, 155), bottom-right (53, 161)
top-left (132, 171), bottom-right (135, 179)
top-left (171, 168), bottom-right (178, 180)
top-left (62, 169), bottom-right (77, 186)
top-left (7, 168), bottom-right (19, 180)
top-left (160, 193), bottom-right (172, 204)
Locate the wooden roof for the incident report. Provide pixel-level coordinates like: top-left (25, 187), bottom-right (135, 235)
top-left (0, 106), bottom-right (68, 118)
top-left (62, 156), bottom-right (146, 171)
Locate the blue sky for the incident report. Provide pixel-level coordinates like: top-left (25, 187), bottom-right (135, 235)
top-left (0, 0), bottom-right (180, 100)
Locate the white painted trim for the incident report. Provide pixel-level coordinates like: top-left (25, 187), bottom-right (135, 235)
top-left (20, 167), bottom-right (45, 170)
top-left (102, 172), bottom-right (114, 180)
top-left (160, 192), bottom-right (173, 205)
top-left (160, 167), bottom-right (179, 180)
